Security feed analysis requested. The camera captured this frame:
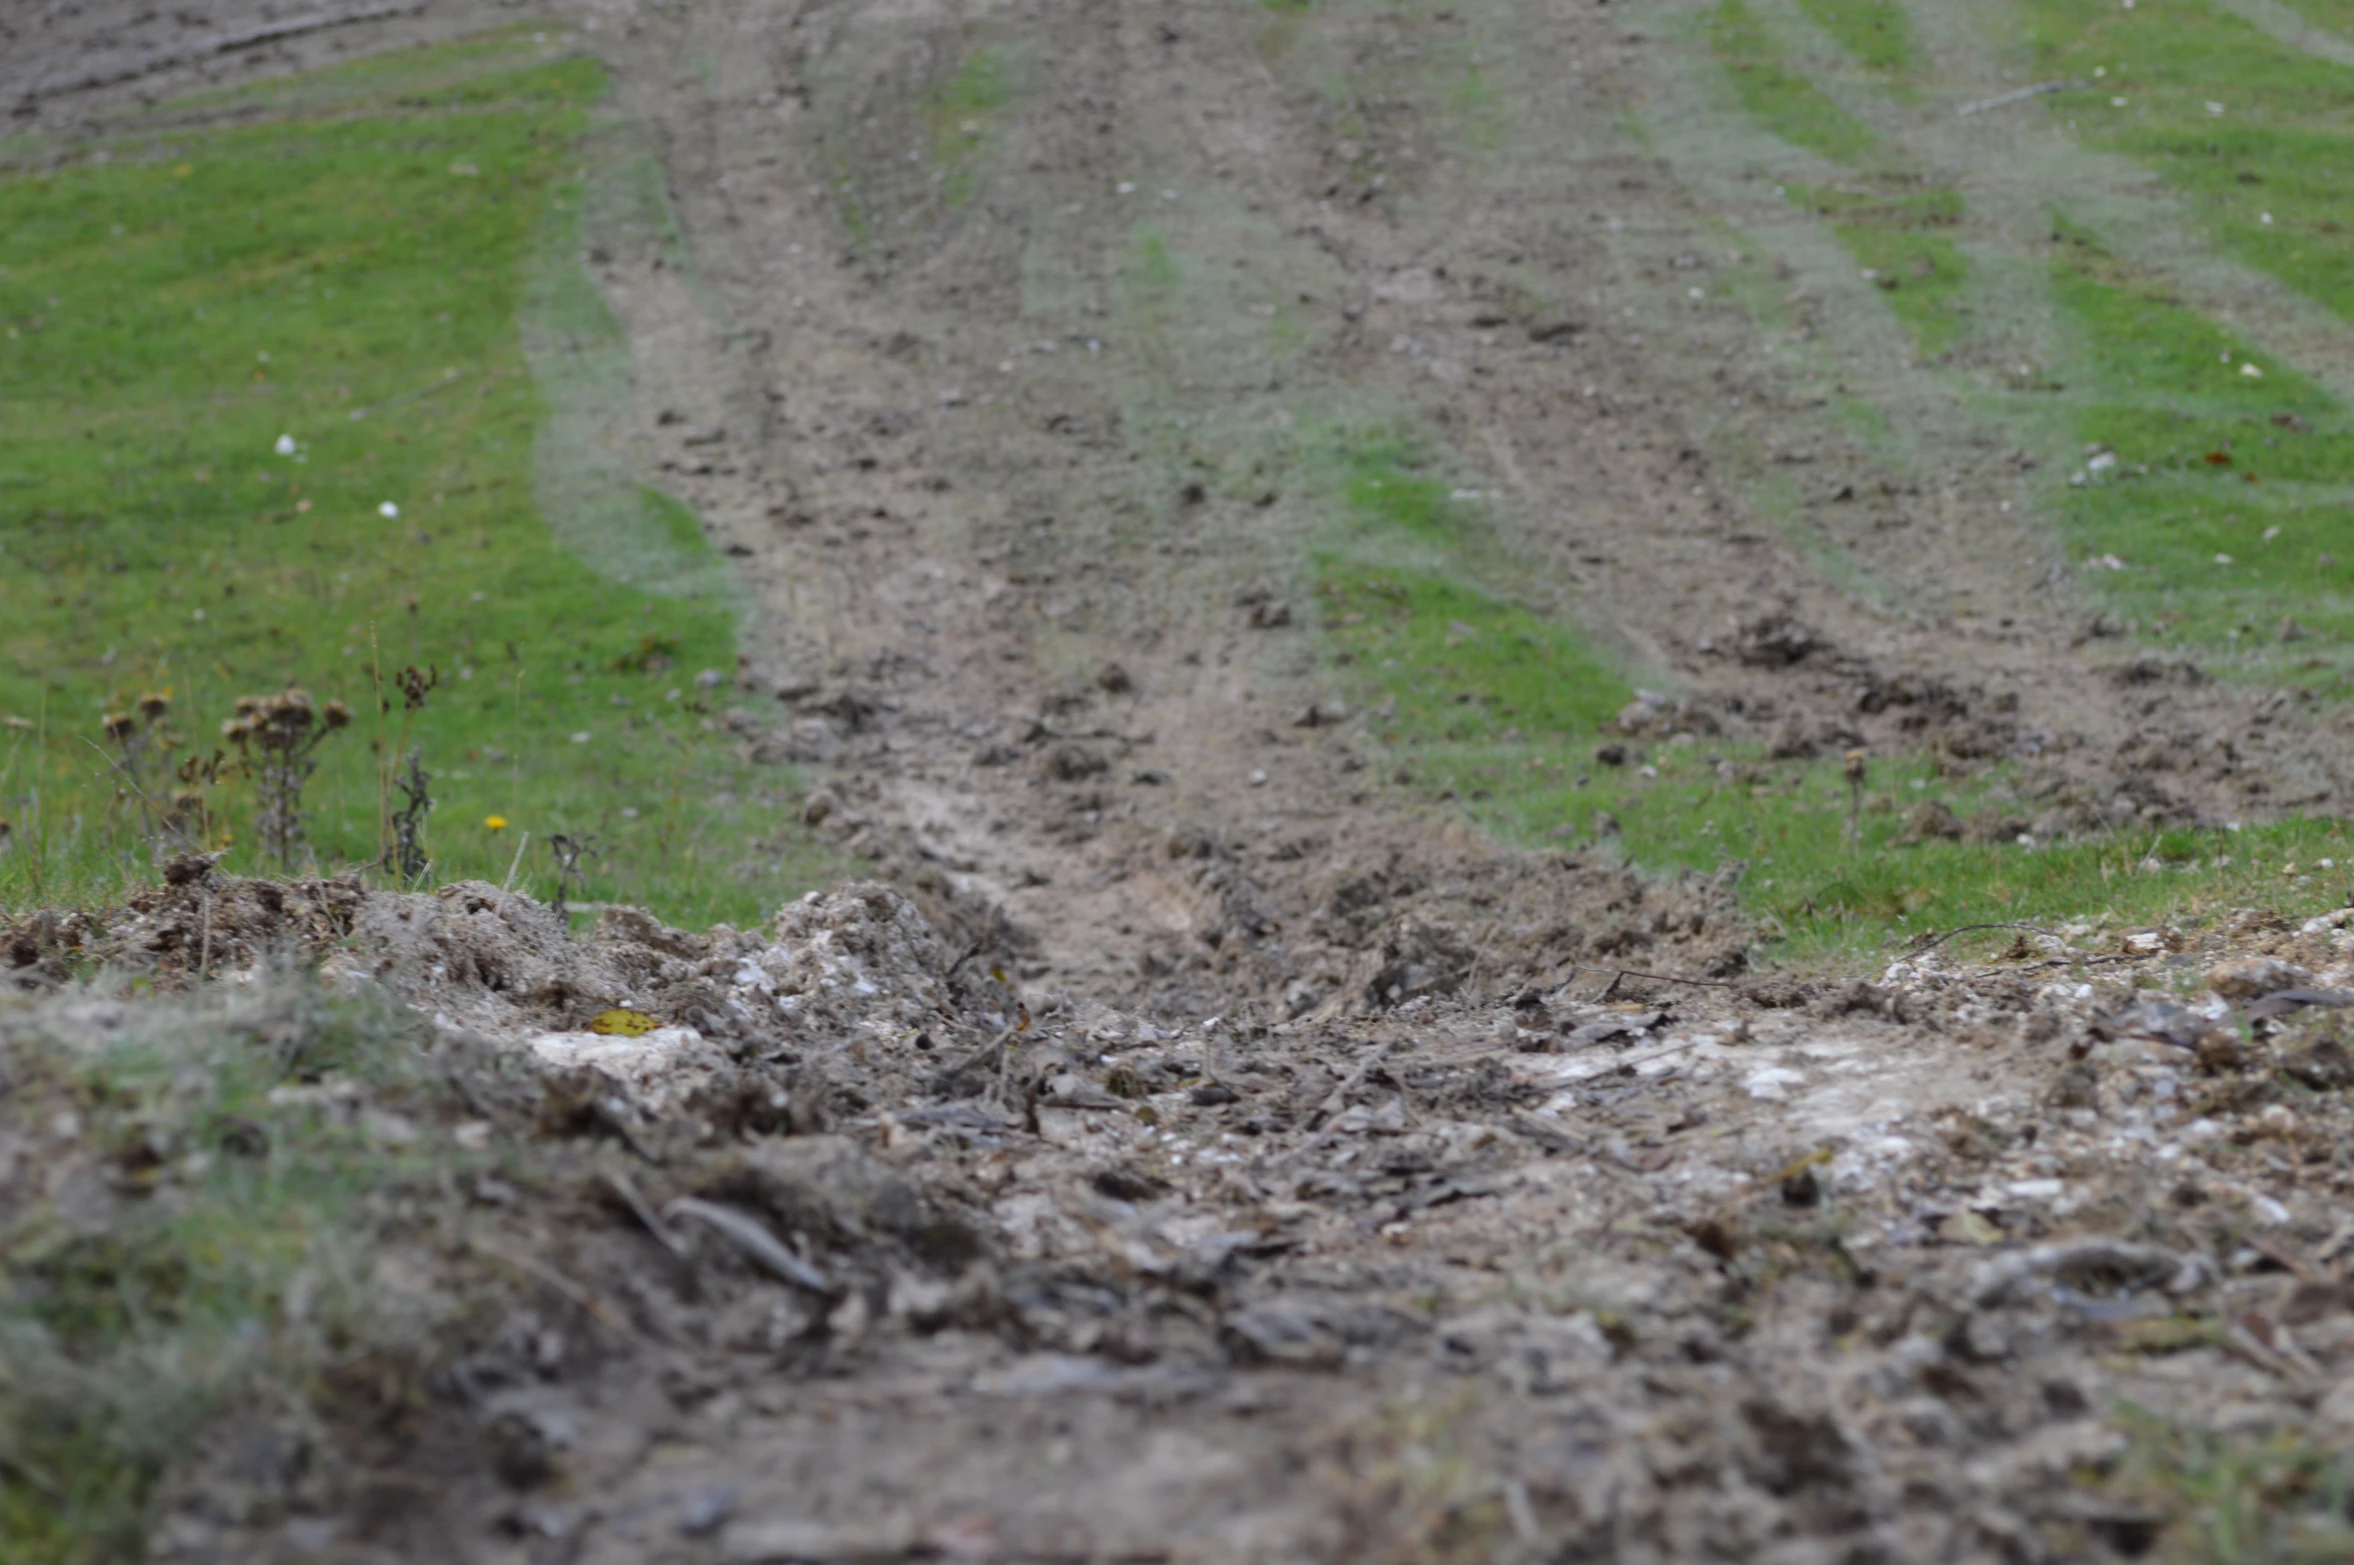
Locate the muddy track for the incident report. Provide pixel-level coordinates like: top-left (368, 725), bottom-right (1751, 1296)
top-left (572, 0), bottom-right (2352, 1013)
top-left (17, 4), bottom-right (2354, 1562)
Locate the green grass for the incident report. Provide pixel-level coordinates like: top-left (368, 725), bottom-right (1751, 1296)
top-left (1316, 444), bottom-right (2354, 958)
top-left (2043, 225), bottom-right (2354, 687)
top-left (0, 981), bottom-right (506, 1561)
top-left (2017, 0), bottom-right (2354, 327)
top-left (924, 47), bottom-right (1015, 207)
top-left (1708, 0), bottom-right (1882, 166)
top-left (2284, 0), bottom-right (2354, 36)
top-left (0, 33), bottom-right (844, 921)
top-left (1794, 0), bottom-right (1915, 76)
top-left (2096, 1406), bottom-right (2354, 1564)
top-left (1789, 184), bottom-right (1972, 357)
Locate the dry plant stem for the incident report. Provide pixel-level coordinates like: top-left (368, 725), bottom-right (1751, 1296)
top-left (371, 627), bottom-right (388, 873)
top-left (548, 832), bottom-right (598, 924)
top-left (222, 689), bottom-right (350, 871)
top-left (502, 829), bottom-right (530, 895)
top-left (1843, 749), bottom-right (1868, 853)
top-left (1272, 1041), bottom-right (1401, 1169)
top-left (661, 1197), bottom-right (839, 1297)
top-left (510, 669), bottom-right (524, 823)
top-left (600, 1169), bottom-right (691, 1259)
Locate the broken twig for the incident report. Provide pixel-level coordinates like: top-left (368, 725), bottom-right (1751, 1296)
top-left (1958, 79), bottom-right (2089, 117)
top-left (663, 1196), bottom-right (840, 1297)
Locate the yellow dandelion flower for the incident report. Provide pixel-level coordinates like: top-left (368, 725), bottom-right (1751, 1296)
top-left (485, 815), bottom-right (509, 831)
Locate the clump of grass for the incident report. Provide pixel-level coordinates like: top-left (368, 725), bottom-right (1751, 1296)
top-left (924, 48), bottom-right (1015, 206)
top-left (0, 32), bottom-right (846, 921)
top-left (1788, 183), bottom-right (1972, 357)
top-left (1794, 0), bottom-right (1915, 77)
top-left (2042, 224), bottom-right (2354, 689)
top-left (1708, 0), bottom-right (1882, 166)
top-left (2092, 1405), bottom-right (2354, 1564)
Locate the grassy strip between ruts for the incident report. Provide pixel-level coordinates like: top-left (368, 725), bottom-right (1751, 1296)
top-left (1703, 0), bottom-right (2354, 691)
top-left (2017, 0), bottom-right (2354, 330)
top-left (1313, 442), bottom-right (2354, 962)
top-left (1991, 0), bottom-right (2354, 688)
top-left (0, 30), bottom-right (846, 923)
top-left (1792, 0), bottom-right (1916, 78)
top-left (1785, 183), bottom-right (1970, 360)
top-left (2043, 223), bottom-right (2354, 692)
top-left (1706, 0), bottom-right (1882, 167)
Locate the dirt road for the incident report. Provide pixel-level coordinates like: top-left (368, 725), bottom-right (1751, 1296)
top-left (15, 1), bottom-right (2354, 1560)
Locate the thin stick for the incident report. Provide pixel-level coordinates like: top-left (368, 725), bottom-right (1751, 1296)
top-left (1557, 963), bottom-right (1741, 991)
top-left (1958, 79), bottom-right (2089, 117)
top-left (371, 625), bottom-right (388, 875)
top-left (1273, 1039), bottom-right (1398, 1168)
top-left (1905, 921), bottom-right (2056, 956)
top-left (198, 889), bottom-right (213, 982)
top-left (502, 829), bottom-right (531, 894)
top-left (510, 668), bottom-right (524, 823)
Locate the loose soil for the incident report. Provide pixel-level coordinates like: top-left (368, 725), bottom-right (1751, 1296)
top-left (12, 2), bottom-right (2354, 1561)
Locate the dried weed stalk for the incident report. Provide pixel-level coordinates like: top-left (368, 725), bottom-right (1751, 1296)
top-left (548, 832), bottom-right (599, 925)
top-left (99, 693), bottom-right (225, 852)
top-left (386, 751), bottom-right (433, 885)
top-left (222, 688), bottom-right (352, 872)
top-left (375, 664), bottom-right (438, 883)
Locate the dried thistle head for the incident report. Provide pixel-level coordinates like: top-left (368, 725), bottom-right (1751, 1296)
top-left (137, 691), bottom-right (171, 720)
top-left (233, 695), bottom-right (263, 719)
top-left (323, 699), bottom-right (353, 730)
top-left (221, 715), bottom-right (253, 745)
top-left (394, 665), bottom-right (438, 712)
top-left (102, 711), bottom-right (137, 743)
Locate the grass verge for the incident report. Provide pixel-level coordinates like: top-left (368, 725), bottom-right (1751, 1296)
top-left (0, 31), bottom-right (844, 922)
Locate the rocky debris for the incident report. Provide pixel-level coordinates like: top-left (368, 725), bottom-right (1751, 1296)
top-left (1730, 612), bottom-right (1823, 667)
top-left (2206, 954), bottom-right (2314, 999)
top-left (1610, 689), bottom-right (1721, 739)
top-left (27, 868), bottom-right (2354, 1563)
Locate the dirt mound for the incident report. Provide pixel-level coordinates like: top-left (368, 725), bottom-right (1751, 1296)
top-left (38, 881), bottom-right (2342, 1565)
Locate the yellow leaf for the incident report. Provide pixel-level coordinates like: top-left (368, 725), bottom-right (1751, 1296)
top-left (588, 1008), bottom-right (659, 1037)
top-left (1944, 1210), bottom-right (2003, 1247)
top-left (2120, 1316), bottom-right (2214, 1355)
